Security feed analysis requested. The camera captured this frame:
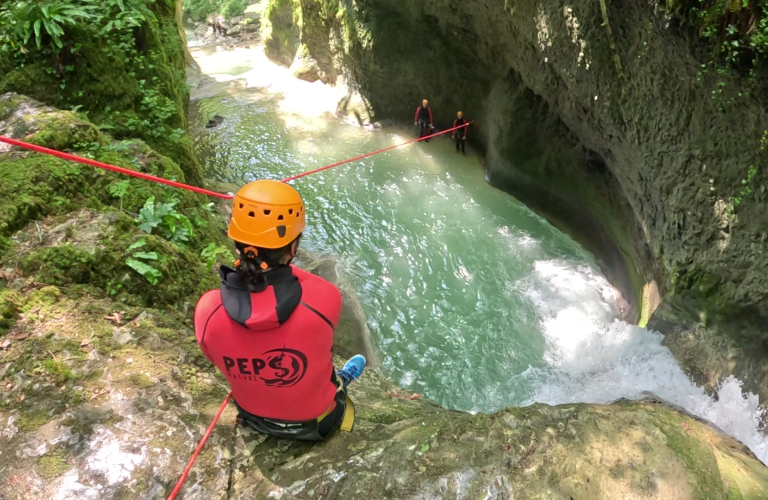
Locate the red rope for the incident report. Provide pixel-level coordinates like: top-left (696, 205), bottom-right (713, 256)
top-left (279, 121), bottom-right (473, 182)
top-left (1, 121), bottom-right (472, 196)
top-left (0, 136), bottom-right (233, 199)
top-left (166, 391), bottom-right (232, 500)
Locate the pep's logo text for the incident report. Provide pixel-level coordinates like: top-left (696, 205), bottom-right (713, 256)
top-left (222, 348), bottom-right (308, 387)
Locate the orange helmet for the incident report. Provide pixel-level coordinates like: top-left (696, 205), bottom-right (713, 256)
top-left (228, 180), bottom-right (306, 249)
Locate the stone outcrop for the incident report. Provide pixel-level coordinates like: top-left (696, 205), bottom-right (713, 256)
top-left (271, 0), bottom-right (768, 399)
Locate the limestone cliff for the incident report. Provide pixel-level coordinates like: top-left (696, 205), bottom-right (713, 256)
top-left (266, 0), bottom-right (768, 397)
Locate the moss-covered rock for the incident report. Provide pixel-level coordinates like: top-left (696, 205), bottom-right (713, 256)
top-left (0, 0), bottom-right (203, 186)
top-left (0, 94), bottom-right (230, 307)
top-left (261, 0), bottom-right (300, 67)
top-left (225, 385), bottom-right (768, 500)
top-left (0, 289), bottom-right (22, 336)
top-left (3, 274), bottom-right (768, 499)
top-left (10, 210), bottom-right (218, 309)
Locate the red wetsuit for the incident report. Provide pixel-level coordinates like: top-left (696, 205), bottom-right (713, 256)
top-left (195, 265), bottom-right (341, 422)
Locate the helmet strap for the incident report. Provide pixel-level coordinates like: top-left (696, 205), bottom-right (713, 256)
top-left (242, 245), bottom-right (270, 270)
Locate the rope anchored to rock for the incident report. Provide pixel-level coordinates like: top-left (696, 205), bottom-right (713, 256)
top-left (0, 136), bottom-right (233, 199)
top-left (0, 119), bottom-right (472, 498)
top-left (166, 391), bottom-right (232, 500)
top-left (0, 121), bottom-right (472, 194)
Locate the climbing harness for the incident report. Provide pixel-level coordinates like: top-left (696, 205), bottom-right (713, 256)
top-left (0, 118), bottom-right (473, 497)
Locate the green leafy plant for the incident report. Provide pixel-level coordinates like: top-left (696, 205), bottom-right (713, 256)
top-left (108, 180), bottom-right (131, 211)
top-left (183, 0), bottom-right (223, 21)
top-left (731, 164), bottom-right (759, 208)
top-left (728, 130), bottom-right (764, 213)
top-left (222, 0), bottom-right (248, 19)
top-left (201, 242), bottom-right (233, 270)
top-left (101, 0), bottom-right (155, 33)
top-left (137, 196), bottom-right (195, 244)
top-left (42, 358), bottom-right (76, 383)
top-left (0, 0), bottom-right (97, 52)
top-left (670, 0), bottom-right (768, 73)
top-left (125, 238), bottom-right (162, 285)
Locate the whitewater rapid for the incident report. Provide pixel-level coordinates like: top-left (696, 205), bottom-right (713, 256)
top-left (519, 260), bottom-right (768, 465)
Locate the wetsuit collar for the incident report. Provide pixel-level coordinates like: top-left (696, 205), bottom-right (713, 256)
top-left (219, 266), bottom-right (302, 327)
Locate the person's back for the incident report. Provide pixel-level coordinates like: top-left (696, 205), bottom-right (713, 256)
top-left (194, 180), bottom-right (366, 441)
top-left (195, 265), bottom-right (340, 421)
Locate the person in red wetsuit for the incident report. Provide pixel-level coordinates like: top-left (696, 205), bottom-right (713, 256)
top-left (452, 111), bottom-right (468, 155)
top-left (195, 180), bottom-right (366, 441)
top-left (414, 99), bottom-right (434, 142)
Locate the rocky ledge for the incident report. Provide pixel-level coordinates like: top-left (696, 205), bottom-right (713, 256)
top-left (2, 94), bottom-right (768, 499)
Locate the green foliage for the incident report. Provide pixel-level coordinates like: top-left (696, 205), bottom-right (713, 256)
top-left (201, 242), bottom-right (233, 270)
top-left (108, 180), bottom-right (131, 211)
top-left (0, 0), bottom-right (204, 186)
top-left (183, 0), bottom-right (223, 21)
top-left (731, 164), bottom-right (759, 208)
top-left (126, 257), bottom-right (162, 285)
top-left (0, 0), bottom-right (97, 51)
top-left (102, 0), bottom-right (155, 33)
top-left (125, 238), bottom-right (162, 285)
top-left (42, 358), bottom-right (76, 383)
top-left (222, 0), bottom-right (249, 19)
top-left (728, 131), bottom-right (764, 214)
top-left (137, 196), bottom-right (194, 244)
top-left (669, 0), bottom-right (768, 71)
top-left (182, 0), bottom-right (247, 21)
top-left (0, 0), bottom-right (155, 54)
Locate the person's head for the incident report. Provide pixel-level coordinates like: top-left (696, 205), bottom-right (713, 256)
top-left (228, 180), bottom-right (305, 289)
top-left (422, 99), bottom-right (428, 107)
top-left (457, 111), bottom-right (463, 119)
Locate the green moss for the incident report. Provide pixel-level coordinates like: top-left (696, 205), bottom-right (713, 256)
top-left (37, 448), bottom-right (71, 478)
top-left (657, 412), bottom-right (727, 499)
top-left (0, 289), bottom-right (23, 335)
top-left (16, 229), bottom-right (220, 309)
top-left (42, 359), bottom-right (77, 384)
top-left (128, 373), bottom-right (155, 389)
top-left (359, 403), bottom-right (420, 425)
top-left (20, 245), bottom-right (97, 287)
top-left (0, 1), bottom-right (203, 185)
top-left (24, 286), bottom-right (62, 310)
top-left (261, 0), bottom-right (301, 65)
top-left (17, 408), bottom-right (51, 432)
top-left (0, 97), bottom-right (230, 308)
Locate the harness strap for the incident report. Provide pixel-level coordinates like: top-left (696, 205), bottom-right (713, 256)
top-left (340, 393), bottom-right (355, 432)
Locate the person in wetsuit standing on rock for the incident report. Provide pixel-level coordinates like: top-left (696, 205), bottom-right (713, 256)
top-left (194, 180), bottom-right (366, 441)
top-left (414, 99), bottom-right (434, 142)
top-left (452, 111), bottom-right (468, 155)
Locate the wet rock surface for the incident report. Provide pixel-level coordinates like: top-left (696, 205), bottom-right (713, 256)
top-left (3, 16), bottom-right (768, 499)
top-left (2, 245), bottom-right (768, 499)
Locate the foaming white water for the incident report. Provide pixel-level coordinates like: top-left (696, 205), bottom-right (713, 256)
top-left (520, 259), bottom-right (768, 465)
